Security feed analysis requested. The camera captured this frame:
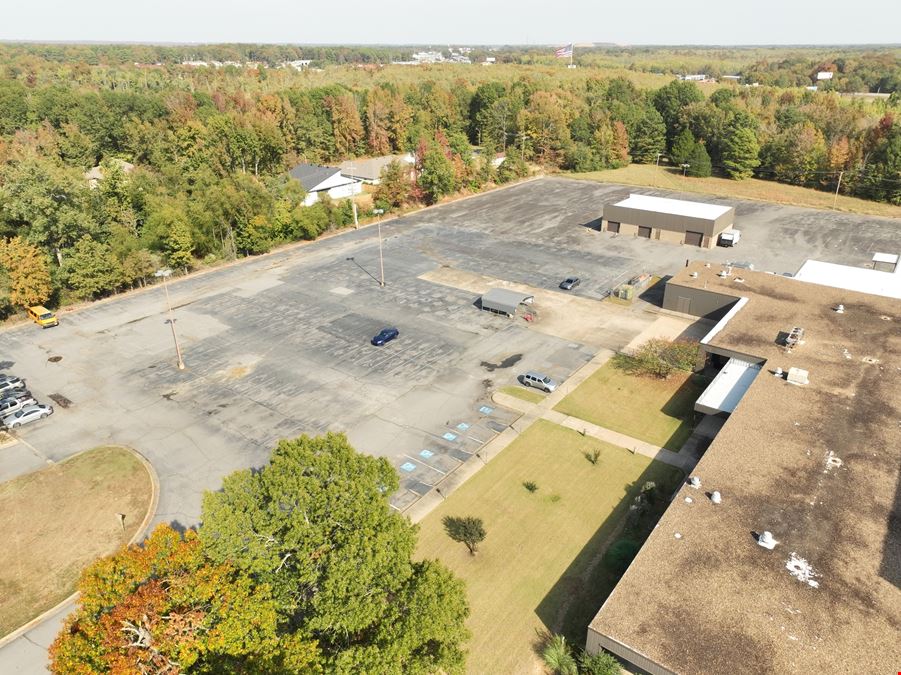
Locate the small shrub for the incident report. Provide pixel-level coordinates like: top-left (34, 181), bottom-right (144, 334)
top-left (523, 481), bottom-right (539, 493)
top-left (548, 493), bottom-right (562, 503)
top-left (584, 449), bottom-right (601, 465)
top-left (604, 539), bottom-right (641, 576)
top-left (579, 649), bottom-right (622, 675)
top-left (541, 634), bottom-right (578, 675)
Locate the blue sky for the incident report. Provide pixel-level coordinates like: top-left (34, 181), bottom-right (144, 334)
top-left (1, 0), bottom-right (897, 45)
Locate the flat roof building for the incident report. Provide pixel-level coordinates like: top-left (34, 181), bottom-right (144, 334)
top-left (587, 262), bottom-right (901, 674)
top-left (602, 194), bottom-right (735, 249)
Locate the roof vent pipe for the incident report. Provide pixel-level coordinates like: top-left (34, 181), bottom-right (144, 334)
top-left (689, 476), bottom-right (701, 488)
top-left (710, 490), bottom-right (722, 504)
top-left (774, 367), bottom-right (783, 378)
top-left (834, 304), bottom-right (845, 313)
top-left (758, 531), bottom-right (777, 549)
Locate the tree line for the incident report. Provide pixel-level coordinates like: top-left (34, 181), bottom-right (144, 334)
top-left (0, 55), bottom-right (898, 315)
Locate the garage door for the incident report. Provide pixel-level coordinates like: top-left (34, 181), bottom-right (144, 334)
top-left (685, 230), bottom-right (704, 247)
top-left (607, 221), bottom-right (620, 233)
top-left (637, 226), bottom-right (652, 239)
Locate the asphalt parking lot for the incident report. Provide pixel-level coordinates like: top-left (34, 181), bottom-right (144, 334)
top-left (1, 176), bottom-right (898, 525)
top-left (1, 176), bottom-right (898, 671)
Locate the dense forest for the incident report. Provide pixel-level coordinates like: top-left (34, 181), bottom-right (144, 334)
top-left (0, 44), bottom-right (899, 314)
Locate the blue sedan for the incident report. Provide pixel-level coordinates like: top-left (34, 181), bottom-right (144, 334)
top-left (371, 327), bottom-right (399, 346)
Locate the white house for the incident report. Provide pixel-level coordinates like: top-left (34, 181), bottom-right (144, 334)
top-left (289, 163), bottom-right (363, 206)
top-left (84, 158), bottom-right (135, 189)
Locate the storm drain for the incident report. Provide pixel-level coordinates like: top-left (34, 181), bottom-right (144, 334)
top-left (48, 393), bottom-right (72, 408)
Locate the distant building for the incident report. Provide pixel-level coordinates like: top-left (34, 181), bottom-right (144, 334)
top-left (816, 71), bottom-right (834, 80)
top-left (84, 158), bottom-right (135, 189)
top-left (288, 163), bottom-right (362, 206)
top-left (483, 57), bottom-right (496, 65)
top-left (339, 154), bottom-right (415, 185)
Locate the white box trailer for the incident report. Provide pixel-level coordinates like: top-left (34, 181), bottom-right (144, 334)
top-left (718, 229), bottom-right (741, 247)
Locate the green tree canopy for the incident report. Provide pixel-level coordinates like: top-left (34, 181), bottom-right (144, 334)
top-left (669, 128), bottom-right (697, 166)
top-left (200, 433), bottom-right (470, 673)
top-left (629, 107), bottom-right (666, 164)
top-left (686, 142), bottom-right (713, 177)
top-left (721, 124), bottom-right (761, 180)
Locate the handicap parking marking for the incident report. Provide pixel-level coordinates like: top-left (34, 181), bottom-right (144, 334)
top-left (479, 405), bottom-right (494, 415)
top-left (400, 462), bottom-right (417, 472)
top-left (419, 449), bottom-right (434, 459)
top-left (456, 422), bottom-right (471, 431)
top-left (403, 454), bottom-right (447, 475)
top-left (442, 432), bottom-right (458, 442)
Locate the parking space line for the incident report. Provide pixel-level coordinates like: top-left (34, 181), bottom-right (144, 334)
top-left (402, 454), bottom-right (446, 475)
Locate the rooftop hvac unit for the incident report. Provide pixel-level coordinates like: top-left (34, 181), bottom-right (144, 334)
top-left (785, 326), bottom-right (805, 347)
top-left (787, 367), bottom-right (809, 386)
top-left (689, 476), bottom-right (701, 488)
top-left (710, 490), bottom-right (722, 504)
top-left (758, 531), bottom-right (777, 549)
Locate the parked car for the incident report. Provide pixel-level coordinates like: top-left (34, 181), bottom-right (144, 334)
top-left (371, 327), bottom-right (400, 346)
top-left (0, 377), bottom-right (26, 394)
top-left (2, 403), bottom-right (53, 429)
top-left (27, 305), bottom-right (58, 328)
top-left (559, 277), bottom-right (581, 290)
top-left (0, 388), bottom-right (34, 403)
top-left (0, 395), bottom-right (37, 416)
top-left (521, 371), bottom-right (557, 393)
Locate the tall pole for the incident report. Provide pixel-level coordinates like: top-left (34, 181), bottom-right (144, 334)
top-left (161, 274), bottom-right (185, 370)
top-left (655, 152), bottom-right (663, 186)
top-left (832, 170), bottom-right (844, 210)
top-left (378, 218), bottom-right (385, 287)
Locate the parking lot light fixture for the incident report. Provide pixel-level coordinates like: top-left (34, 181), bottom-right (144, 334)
top-left (373, 208), bottom-right (386, 287)
top-left (154, 268), bottom-right (185, 370)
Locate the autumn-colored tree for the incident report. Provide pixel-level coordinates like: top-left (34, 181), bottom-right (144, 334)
top-left (49, 525), bottom-right (312, 674)
top-left (326, 94), bottom-right (364, 158)
top-left (374, 160), bottom-right (413, 209)
top-left (0, 236), bottom-right (53, 307)
top-left (365, 87), bottom-right (392, 155)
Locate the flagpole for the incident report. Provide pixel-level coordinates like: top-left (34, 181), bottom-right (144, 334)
top-left (570, 44), bottom-right (573, 68)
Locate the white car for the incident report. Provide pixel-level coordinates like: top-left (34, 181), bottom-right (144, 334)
top-left (0, 395), bottom-right (37, 416)
top-left (2, 403), bottom-right (53, 429)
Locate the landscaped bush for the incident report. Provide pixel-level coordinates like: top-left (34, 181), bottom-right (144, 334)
top-left (603, 539), bottom-right (641, 575)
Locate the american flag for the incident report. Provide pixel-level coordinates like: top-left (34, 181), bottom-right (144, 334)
top-left (554, 43), bottom-right (573, 58)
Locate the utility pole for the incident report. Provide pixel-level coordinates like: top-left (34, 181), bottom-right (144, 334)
top-left (832, 170), bottom-right (844, 210)
top-left (154, 268), bottom-right (185, 370)
top-left (374, 208), bottom-right (385, 287)
top-left (681, 163), bottom-right (690, 176)
top-left (655, 153), bottom-right (663, 186)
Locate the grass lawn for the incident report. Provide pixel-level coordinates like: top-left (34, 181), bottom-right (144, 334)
top-left (499, 385), bottom-right (546, 405)
top-left (569, 164), bottom-right (901, 219)
top-left (416, 420), bottom-right (684, 674)
top-left (0, 446), bottom-right (154, 637)
top-left (554, 361), bottom-right (705, 451)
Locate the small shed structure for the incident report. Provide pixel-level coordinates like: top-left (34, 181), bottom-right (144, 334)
top-left (289, 163), bottom-right (362, 206)
top-left (480, 288), bottom-right (534, 317)
top-left (602, 194), bottom-right (735, 248)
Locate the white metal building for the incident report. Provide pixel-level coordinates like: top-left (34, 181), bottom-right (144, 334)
top-left (289, 163), bottom-right (363, 206)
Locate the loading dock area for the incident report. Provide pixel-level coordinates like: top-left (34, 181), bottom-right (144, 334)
top-left (602, 193), bottom-right (735, 248)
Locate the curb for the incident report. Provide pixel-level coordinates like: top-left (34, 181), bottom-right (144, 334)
top-left (0, 445), bottom-right (160, 650)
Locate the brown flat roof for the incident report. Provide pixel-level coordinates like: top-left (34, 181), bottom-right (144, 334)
top-left (590, 262), bottom-right (901, 674)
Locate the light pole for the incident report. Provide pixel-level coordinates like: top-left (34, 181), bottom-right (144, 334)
top-left (154, 268), bottom-right (185, 370)
top-left (373, 208), bottom-right (385, 287)
top-left (681, 163), bottom-right (690, 176)
top-left (655, 152), bottom-right (664, 186)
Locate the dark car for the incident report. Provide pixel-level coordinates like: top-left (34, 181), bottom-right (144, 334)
top-left (371, 327), bottom-right (399, 346)
top-left (559, 277), bottom-right (581, 290)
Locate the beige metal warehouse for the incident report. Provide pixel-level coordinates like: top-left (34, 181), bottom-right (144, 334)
top-left (602, 194), bottom-right (735, 248)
